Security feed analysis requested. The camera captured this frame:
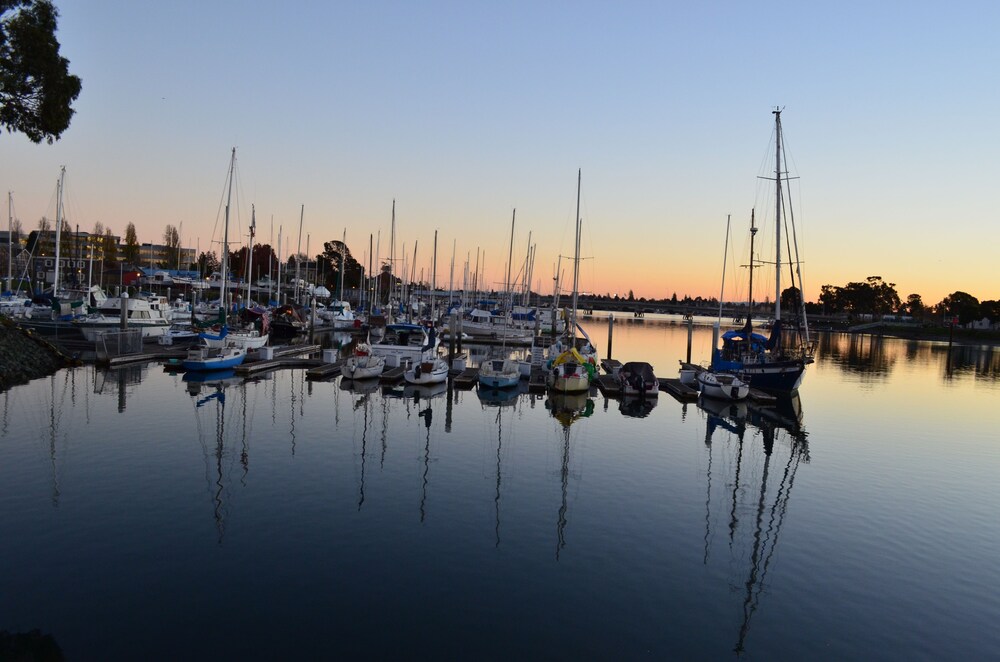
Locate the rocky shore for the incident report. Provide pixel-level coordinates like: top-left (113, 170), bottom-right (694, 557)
top-left (0, 317), bottom-right (77, 390)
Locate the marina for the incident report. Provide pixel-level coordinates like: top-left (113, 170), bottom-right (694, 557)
top-left (1, 316), bottom-right (998, 658)
top-left (0, 3), bottom-right (996, 658)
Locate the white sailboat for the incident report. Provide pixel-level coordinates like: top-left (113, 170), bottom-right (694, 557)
top-left (185, 148), bottom-right (246, 372)
top-left (547, 170), bottom-right (597, 393)
top-left (478, 209), bottom-right (521, 389)
top-left (343, 341), bottom-right (386, 380)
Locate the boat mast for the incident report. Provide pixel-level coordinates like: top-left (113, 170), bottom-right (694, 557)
top-left (53, 167), bottom-right (65, 295)
top-left (339, 228), bottom-right (346, 303)
top-left (570, 169), bottom-right (582, 342)
top-left (268, 214), bottom-right (274, 303)
top-left (294, 204), bottom-right (304, 304)
top-left (246, 205), bottom-right (255, 304)
top-left (746, 209), bottom-right (757, 330)
top-left (6, 192), bottom-right (12, 293)
top-left (718, 214), bottom-right (731, 323)
top-left (276, 225), bottom-right (282, 304)
top-left (505, 209), bottom-right (515, 303)
top-left (431, 229), bottom-right (438, 321)
top-left (221, 148), bottom-right (236, 327)
top-left (773, 108), bottom-right (783, 323)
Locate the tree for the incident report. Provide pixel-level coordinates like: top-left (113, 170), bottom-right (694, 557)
top-left (101, 227), bottom-right (117, 264)
top-left (197, 251), bottom-right (219, 277)
top-left (865, 276), bottom-right (900, 315)
top-left (781, 286), bottom-right (801, 314)
top-left (321, 240), bottom-right (364, 291)
top-left (0, 1), bottom-right (81, 143)
top-left (938, 291), bottom-right (980, 326)
top-left (904, 293), bottom-right (924, 318)
top-left (162, 224), bottom-right (179, 268)
top-left (980, 300), bottom-right (1000, 324)
top-left (122, 222), bottom-right (139, 264)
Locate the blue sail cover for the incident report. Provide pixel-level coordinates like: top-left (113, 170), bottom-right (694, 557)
top-left (198, 326), bottom-right (229, 342)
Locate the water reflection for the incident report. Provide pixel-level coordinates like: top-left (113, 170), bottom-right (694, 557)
top-left (93, 365), bottom-right (149, 413)
top-left (697, 392), bottom-right (809, 653)
top-left (618, 394), bottom-right (657, 418)
top-left (185, 370), bottom-right (247, 543)
top-left (817, 332), bottom-right (896, 379)
top-left (816, 331), bottom-right (1000, 385)
top-left (546, 392), bottom-right (594, 560)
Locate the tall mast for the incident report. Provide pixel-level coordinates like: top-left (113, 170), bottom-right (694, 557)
top-left (53, 167), bottom-right (65, 294)
top-left (431, 229), bottom-right (438, 321)
top-left (448, 239), bottom-right (456, 311)
top-left (268, 214), bottom-right (273, 302)
top-left (570, 169), bottom-right (582, 341)
top-left (773, 108), bottom-right (783, 322)
top-left (276, 225), bottom-right (282, 304)
top-left (505, 209), bottom-right (515, 300)
top-left (718, 214), bottom-right (731, 323)
top-left (6, 192), bottom-right (12, 293)
top-left (746, 209), bottom-right (757, 329)
top-left (221, 148), bottom-right (235, 327)
top-left (246, 205), bottom-right (255, 303)
top-left (294, 204), bottom-right (304, 303)
top-left (390, 200), bottom-right (396, 315)
top-left (339, 228), bottom-right (346, 303)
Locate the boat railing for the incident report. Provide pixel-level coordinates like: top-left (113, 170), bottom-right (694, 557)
top-left (95, 329), bottom-right (143, 362)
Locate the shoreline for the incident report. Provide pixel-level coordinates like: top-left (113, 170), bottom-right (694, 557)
top-left (0, 318), bottom-right (78, 390)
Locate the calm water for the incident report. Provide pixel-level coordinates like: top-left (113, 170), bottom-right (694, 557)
top-left (1, 317), bottom-right (998, 660)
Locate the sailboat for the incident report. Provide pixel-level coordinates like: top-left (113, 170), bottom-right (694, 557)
top-left (184, 149), bottom-right (246, 372)
top-left (198, 207), bottom-right (270, 351)
top-left (404, 231), bottom-right (448, 385)
top-left (343, 340), bottom-right (386, 380)
top-left (478, 209), bottom-right (522, 389)
top-left (547, 170), bottom-right (597, 393)
top-left (710, 109), bottom-right (815, 392)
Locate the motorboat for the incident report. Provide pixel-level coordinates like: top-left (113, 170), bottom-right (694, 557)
top-left (618, 361), bottom-right (658, 398)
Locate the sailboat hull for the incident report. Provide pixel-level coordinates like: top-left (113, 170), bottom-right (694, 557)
top-left (719, 359), bottom-right (806, 392)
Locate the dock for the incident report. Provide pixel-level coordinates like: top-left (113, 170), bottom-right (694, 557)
top-left (380, 367), bottom-right (405, 384)
top-left (233, 345), bottom-right (324, 376)
top-left (305, 360), bottom-right (343, 380)
top-left (659, 377), bottom-right (699, 402)
top-left (236, 357), bottom-right (324, 376)
top-left (452, 367), bottom-right (479, 389)
top-left (595, 374), bottom-right (621, 396)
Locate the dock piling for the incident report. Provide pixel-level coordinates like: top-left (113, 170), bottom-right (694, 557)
top-left (120, 292), bottom-right (129, 331)
top-left (607, 313), bottom-right (614, 361)
top-left (686, 316), bottom-right (694, 364)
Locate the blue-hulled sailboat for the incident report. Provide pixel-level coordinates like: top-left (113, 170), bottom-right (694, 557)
top-left (709, 110), bottom-right (815, 392)
top-left (184, 148), bottom-right (247, 373)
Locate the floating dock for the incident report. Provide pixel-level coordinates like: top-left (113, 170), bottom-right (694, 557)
top-left (452, 367), bottom-right (479, 389)
top-left (660, 377), bottom-right (699, 402)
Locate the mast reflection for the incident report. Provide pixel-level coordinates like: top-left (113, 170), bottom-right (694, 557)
top-left (186, 369), bottom-right (245, 543)
top-left (546, 392), bottom-right (593, 560)
top-left (698, 392), bottom-right (809, 654)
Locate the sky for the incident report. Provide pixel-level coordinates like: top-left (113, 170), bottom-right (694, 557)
top-left (2, 1), bottom-right (998, 304)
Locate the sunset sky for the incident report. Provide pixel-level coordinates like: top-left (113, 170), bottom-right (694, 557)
top-left (2, 1), bottom-right (998, 304)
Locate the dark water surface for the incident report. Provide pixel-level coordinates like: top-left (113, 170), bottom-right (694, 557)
top-left (2, 317), bottom-right (998, 659)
